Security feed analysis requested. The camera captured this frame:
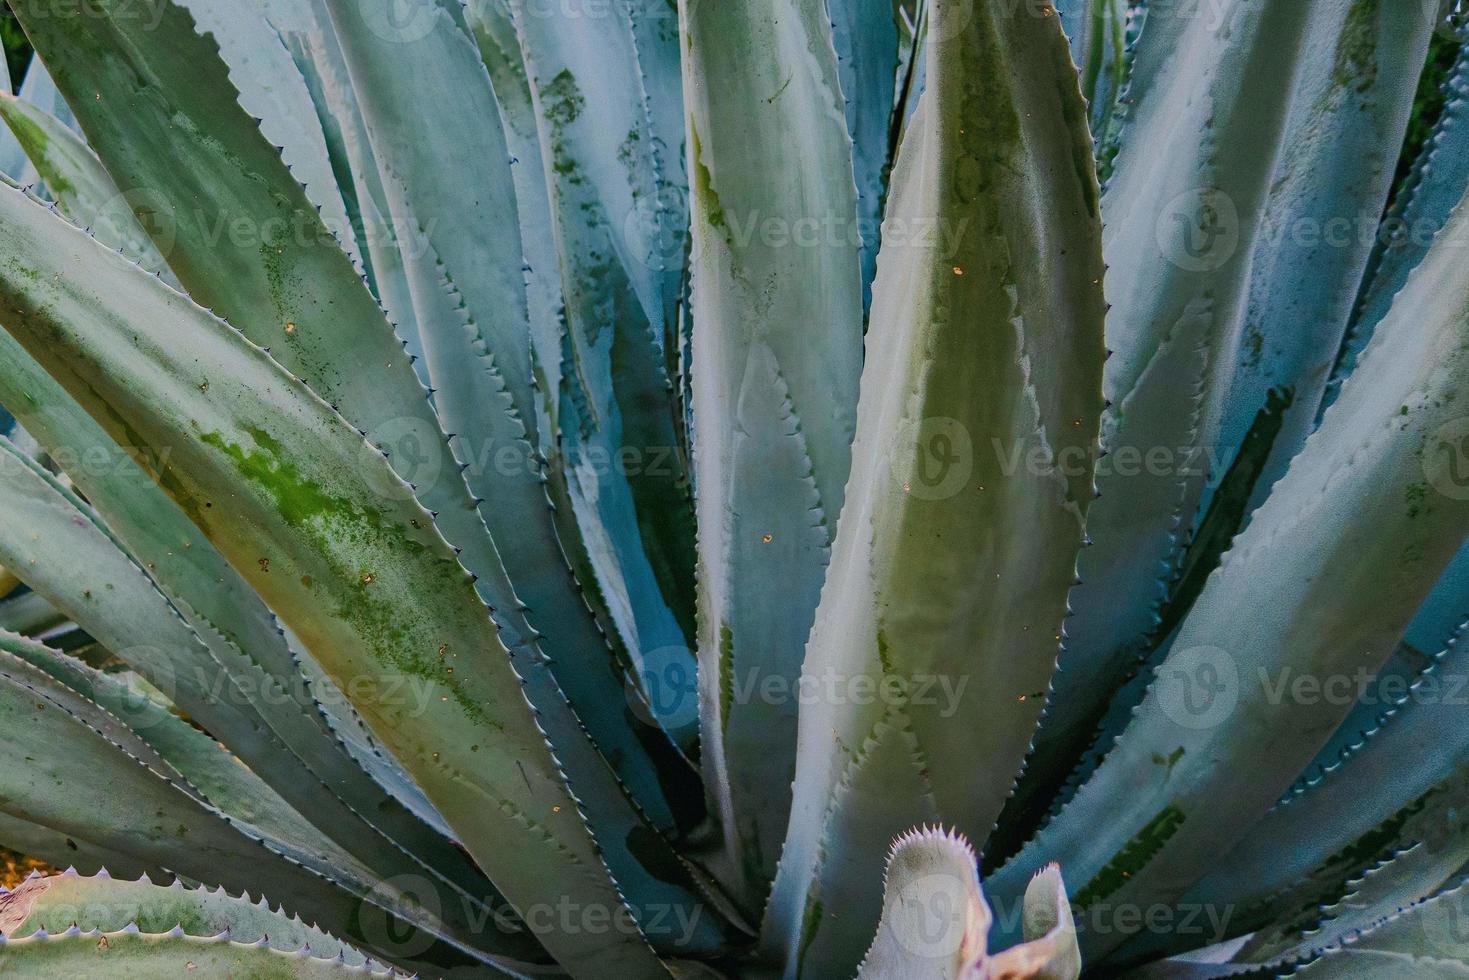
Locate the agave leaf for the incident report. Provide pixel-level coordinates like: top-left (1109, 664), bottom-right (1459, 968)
top-left (502, 0), bottom-right (701, 752)
top-left (990, 865), bottom-right (1083, 980)
top-left (0, 661), bottom-right (502, 972)
top-left (1291, 539), bottom-right (1469, 798)
top-left (680, 0), bottom-right (865, 901)
top-left (0, 870), bottom-right (367, 965)
top-left (1171, 660), bottom-right (1469, 944)
top-left (1022, 0), bottom-right (1349, 817)
top-left (0, 50), bottom-right (21, 177)
top-left (992, 183), bottom-right (1469, 961)
top-left (855, 829), bottom-right (993, 980)
top-left (1291, 880), bottom-right (1469, 978)
top-left (827, 0), bottom-right (899, 311)
top-left (1180, 0), bottom-right (1435, 614)
top-left (318, 6), bottom-right (720, 940)
top-left (326, 0), bottom-right (701, 826)
top-left (0, 630), bottom-right (360, 873)
top-left (175, 0), bottom-right (363, 274)
top-left (0, 181), bottom-right (670, 978)
top-left (0, 591), bottom-right (64, 638)
top-left (0, 96), bottom-right (167, 273)
top-left (0, 325), bottom-right (470, 862)
top-left (0, 814), bottom-right (152, 883)
top-left (1324, 42), bottom-right (1469, 415)
top-left (1258, 834), bottom-right (1469, 965)
top-left (13, 57), bottom-right (75, 135)
top-left (0, 930), bottom-right (406, 978)
top-left (321, 0), bottom-right (534, 429)
top-left (282, 19), bottom-right (427, 378)
top-left (762, 0), bottom-right (1105, 969)
top-left (461, 0), bottom-right (565, 439)
top-left (7, 0), bottom-right (518, 668)
top-left (0, 431), bottom-right (516, 942)
top-left (855, 830), bottom-right (1081, 980)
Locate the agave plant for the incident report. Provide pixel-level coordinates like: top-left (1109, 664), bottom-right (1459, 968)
top-left (0, 0), bottom-right (1465, 976)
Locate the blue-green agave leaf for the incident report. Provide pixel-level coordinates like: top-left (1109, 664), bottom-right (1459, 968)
top-left (993, 178), bottom-right (1469, 961)
top-left (0, 181), bottom-right (671, 978)
top-left (0, 869), bottom-right (368, 966)
top-left (0, 661), bottom-right (506, 972)
top-left (1324, 41), bottom-right (1469, 415)
top-left (680, 0), bottom-right (865, 903)
top-left (827, 0), bottom-right (899, 311)
top-left (504, 0), bottom-right (700, 755)
top-left (0, 96), bottom-right (166, 274)
top-left (761, 0), bottom-right (1105, 970)
top-left (1022, 0), bottom-right (1352, 804)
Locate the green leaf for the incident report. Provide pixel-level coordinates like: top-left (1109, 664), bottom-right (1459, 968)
top-left (0, 870), bottom-right (367, 965)
top-left (0, 660), bottom-right (493, 972)
top-left (1023, 0), bottom-right (1353, 808)
top-left (0, 930), bottom-right (404, 978)
top-left (761, 0), bottom-right (1105, 970)
top-left (504, 0), bottom-right (700, 759)
top-left (1209, 0), bottom-right (1433, 521)
top-left (992, 172), bottom-right (1469, 962)
top-left (0, 94), bottom-right (167, 273)
top-left (7, 0), bottom-right (517, 681)
top-left (0, 181), bottom-right (669, 978)
top-left (0, 630), bottom-right (362, 875)
top-left (173, 0), bottom-right (362, 274)
top-left (0, 325), bottom-right (474, 876)
top-left (0, 432), bottom-right (518, 950)
top-left (680, 0), bottom-right (865, 902)
top-left (1292, 879), bottom-right (1469, 978)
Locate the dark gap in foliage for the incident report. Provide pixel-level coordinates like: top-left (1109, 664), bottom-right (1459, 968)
top-left (1390, 29), bottom-right (1464, 213)
top-left (0, 7), bottom-right (29, 92)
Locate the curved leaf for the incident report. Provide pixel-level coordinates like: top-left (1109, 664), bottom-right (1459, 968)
top-left (762, 1), bottom-right (1105, 970)
top-left (680, 0), bottom-right (865, 902)
top-left (0, 181), bottom-right (669, 977)
top-left (992, 175), bottom-right (1469, 962)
